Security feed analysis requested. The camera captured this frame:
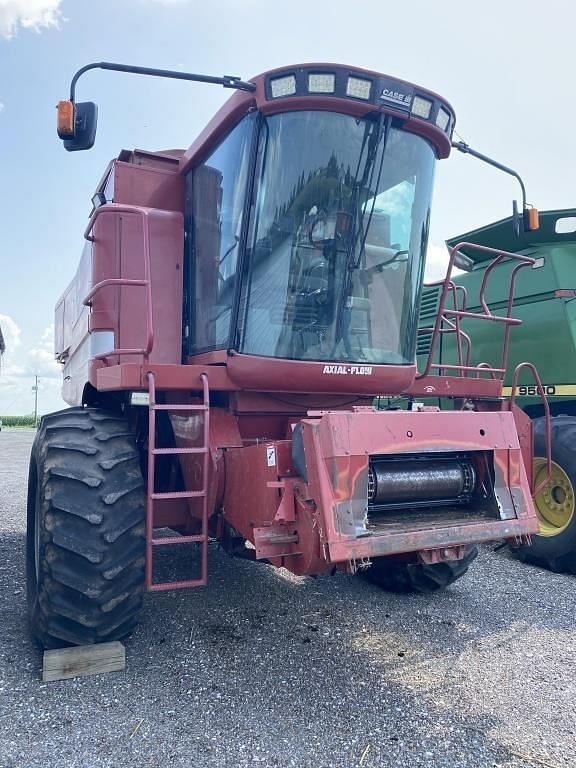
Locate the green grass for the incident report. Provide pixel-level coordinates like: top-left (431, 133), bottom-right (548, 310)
top-left (0, 415), bottom-right (37, 427)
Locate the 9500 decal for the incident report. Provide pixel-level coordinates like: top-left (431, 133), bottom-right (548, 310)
top-left (502, 384), bottom-right (576, 397)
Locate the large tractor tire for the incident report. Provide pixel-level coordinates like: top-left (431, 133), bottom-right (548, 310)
top-left (26, 407), bottom-right (146, 649)
top-left (361, 546), bottom-right (478, 593)
top-left (513, 415), bottom-right (576, 573)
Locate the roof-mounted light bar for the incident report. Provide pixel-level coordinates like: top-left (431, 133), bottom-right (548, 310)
top-left (265, 66), bottom-right (454, 138)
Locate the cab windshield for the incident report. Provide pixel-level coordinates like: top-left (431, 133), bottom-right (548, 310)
top-left (238, 111), bottom-right (436, 365)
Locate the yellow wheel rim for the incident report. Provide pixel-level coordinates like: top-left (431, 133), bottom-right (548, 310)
top-left (533, 458), bottom-right (575, 537)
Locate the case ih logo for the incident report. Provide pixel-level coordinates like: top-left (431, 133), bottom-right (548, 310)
top-left (322, 365), bottom-right (373, 375)
top-left (380, 88), bottom-right (412, 107)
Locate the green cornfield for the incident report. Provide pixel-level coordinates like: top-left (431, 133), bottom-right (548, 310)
top-left (0, 415), bottom-right (37, 427)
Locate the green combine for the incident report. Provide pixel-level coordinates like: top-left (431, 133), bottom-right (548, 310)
top-left (420, 208), bottom-right (576, 573)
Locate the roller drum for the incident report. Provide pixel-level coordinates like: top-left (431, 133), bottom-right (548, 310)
top-left (368, 459), bottom-right (476, 506)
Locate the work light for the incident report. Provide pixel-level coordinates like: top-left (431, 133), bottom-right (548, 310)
top-left (411, 96), bottom-right (433, 119)
top-left (346, 76), bottom-right (372, 100)
top-left (308, 73), bottom-right (336, 93)
top-left (436, 107), bottom-right (451, 131)
top-left (270, 75), bottom-right (297, 98)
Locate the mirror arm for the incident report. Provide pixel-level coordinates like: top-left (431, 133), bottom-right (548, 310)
top-left (451, 140), bottom-right (527, 211)
top-left (69, 61), bottom-right (256, 102)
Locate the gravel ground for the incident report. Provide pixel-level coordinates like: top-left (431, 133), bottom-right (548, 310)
top-left (0, 428), bottom-right (575, 768)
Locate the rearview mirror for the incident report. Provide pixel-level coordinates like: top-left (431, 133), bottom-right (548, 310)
top-left (512, 199), bottom-right (539, 235)
top-left (57, 101), bottom-right (98, 151)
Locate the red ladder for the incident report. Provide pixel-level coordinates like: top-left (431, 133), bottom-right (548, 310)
top-left (145, 371), bottom-right (210, 592)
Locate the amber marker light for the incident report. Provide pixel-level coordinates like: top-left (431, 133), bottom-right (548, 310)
top-left (57, 100), bottom-right (75, 138)
top-left (525, 207), bottom-right (540, 231)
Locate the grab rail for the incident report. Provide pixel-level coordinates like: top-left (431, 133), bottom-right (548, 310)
top-left (83, 204), bottom-right (154, 361)
top-left (417, 243), bottom-right (535, 381)
top-left (508, 362), bottom-right (552, 497)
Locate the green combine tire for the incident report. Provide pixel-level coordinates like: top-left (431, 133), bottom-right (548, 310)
top-left (26, 407), bottom-right (146, 649)
top-left (361, 546), bottom-right (478, 593)
top-left (514, 415), bottom-right (576, 573)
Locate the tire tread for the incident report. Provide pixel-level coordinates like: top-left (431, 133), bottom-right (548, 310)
top-left (27, 406), bottom-right (146, 649)
top-left (363, 546), bottom-right (478, 593)
top-left (512, 415), bottom-right (576, 574)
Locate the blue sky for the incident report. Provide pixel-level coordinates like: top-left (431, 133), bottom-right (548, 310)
top-left (0, 0), bottom-right (574, 414)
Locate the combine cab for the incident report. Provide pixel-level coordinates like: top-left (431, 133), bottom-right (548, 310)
top-left (27, 62), bottom-right (545, 648)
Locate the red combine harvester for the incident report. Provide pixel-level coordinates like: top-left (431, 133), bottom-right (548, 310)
top-left (27, 62), bottom-right (549, 648)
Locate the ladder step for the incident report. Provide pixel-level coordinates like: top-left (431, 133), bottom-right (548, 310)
top-left (146, 373), bottom-right (210, 592)
top-left (150, 490), bottom-right (206, 500)
top-left (149, 578), bottom-right (207, 592)
top-left (151, 535), bottom-right (206, 546)
top-left (151, 404), bottom-right (208, 411)
top-left (151, 447), bottom-right (208, 455)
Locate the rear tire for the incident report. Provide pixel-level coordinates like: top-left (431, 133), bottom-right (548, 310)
top-left (513, 415), bottom-right (576, 574)
top-left (26, 406), bottom-right (146, 649)
top-left (362, 546), bottom-right (478, 593)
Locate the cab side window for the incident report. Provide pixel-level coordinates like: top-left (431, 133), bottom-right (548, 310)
top-left (187, 114), bottom-right (255, 354)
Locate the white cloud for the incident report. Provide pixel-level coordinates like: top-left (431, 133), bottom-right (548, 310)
top-left (425, 242), bottom-right (451, 283)
top-left (0, 316), bottom-right (64, 415)
top-left (425, 242), bottom-right (465, 292)
top-left (28, 324), bottom-right (61, 378)
top-left (0, 0), bottom-right (64, 38)
top-left (0, 313), bottom-right (21, 352)
top-left (0, 102), bottom-right (4, 113)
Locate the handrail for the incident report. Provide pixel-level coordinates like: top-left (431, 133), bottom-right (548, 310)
top-left (428, 362), bottom-right (505, 374)
top-left (508, 362), bottom-right (552, 497)
top-left (83, 204), bottom-right (154, 361)
top-left (440, 308), bottom-right (522, 324)
top-left (453, 283), bottom-right (468, 311)
top-left (419, 281), bottom-right (471, 374)
top-left (450, 283), bottom-right (465, 371)
top-left (475, 362), bottom-right (499, 381)
top-left (418, 281), bottom-right (470, 377)
top-left (428, 320), bottom-right (472, 371)
top-left (417, 243), bottom-right (535, 381)
top-left (442, 281), bottom-right (465, 372)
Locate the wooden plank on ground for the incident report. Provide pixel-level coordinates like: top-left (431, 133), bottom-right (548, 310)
top-left (42, 641), bottom-right (125, 682)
